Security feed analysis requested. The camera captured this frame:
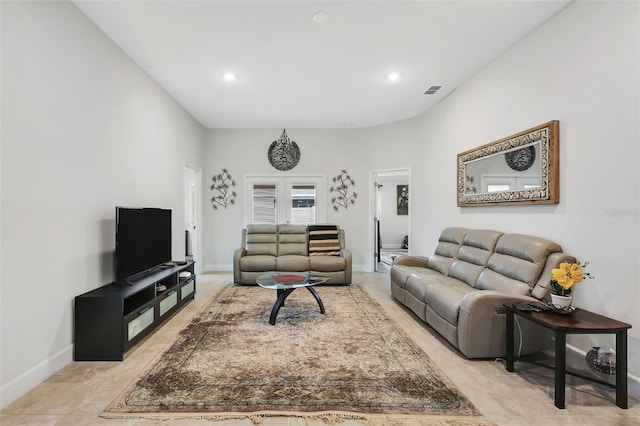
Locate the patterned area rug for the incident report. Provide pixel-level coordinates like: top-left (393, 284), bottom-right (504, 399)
top-left (103, 284), bottom-right (492, 424)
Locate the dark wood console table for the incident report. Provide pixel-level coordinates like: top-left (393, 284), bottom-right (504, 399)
top-left (504, 303), bottom-right (631, 409)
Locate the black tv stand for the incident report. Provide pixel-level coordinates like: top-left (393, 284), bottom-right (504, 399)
top-left (74, 261), bottom-right (196, 361)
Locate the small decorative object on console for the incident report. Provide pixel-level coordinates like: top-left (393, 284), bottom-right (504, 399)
top-left (586, 345), bottom-right (617, 375)
top-left (542, 302), bottom-right (577, 315)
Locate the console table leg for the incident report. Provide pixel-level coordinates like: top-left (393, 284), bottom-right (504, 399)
top-left (555, 331), bottom-right (567, 409)
top-left (616, 330), bottom-right (628, 409)
top-left (506, 310), bottom-right (515, 372)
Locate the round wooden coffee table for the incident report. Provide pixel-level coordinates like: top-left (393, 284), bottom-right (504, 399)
top-left (256, 272), bottom-right (329, 325)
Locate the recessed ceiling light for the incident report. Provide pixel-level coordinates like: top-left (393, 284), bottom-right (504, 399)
top-left (387, 72), bottom-right (400, 81)
top-left (312, 12), bottom-right (329, 24)
top-left (223, 72), bottom-right (236, 81)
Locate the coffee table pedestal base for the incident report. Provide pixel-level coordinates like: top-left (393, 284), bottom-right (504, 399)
top-left (270, 286), bottom-right (325, 325)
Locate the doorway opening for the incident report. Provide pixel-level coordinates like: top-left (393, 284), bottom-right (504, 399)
top-left (371, 169), bottom-right (410, 272)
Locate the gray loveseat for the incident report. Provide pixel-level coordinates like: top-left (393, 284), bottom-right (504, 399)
top-left (391, 227), bottom-right (575, 359)
top-left (233, 224), bottom-right (352, 285)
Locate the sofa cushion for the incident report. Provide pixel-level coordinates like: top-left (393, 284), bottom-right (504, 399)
top-left (239, 255), bottom-right (276, 272)
top-left (308, 224), bottom-right (340, 255)
top-left (439, 227), bottom-right (468, 246)
top-left (278, 224), bottom-right (308, 256)
top-left (406, 273), bottom-right (458, 303)
top-left (390, 265), bottom-right (426, 289)
top-left (428, 255), bottom-right (456, 276)
top-left (448, 229), bottom-right (503, 287)
top-left (463, 229), bottom-right (503, 251)
top-left (245, 224), bottom-right (278, 256)
top-left (276, 255), bottom-right (310, 272)
top-left (424, 281), bottom-right (478, 325)
top-left (476, 233), bottom-right (562, 294)
top-left (497, 233), bottom-right (562, 264)
top-left (426, 227), bottom-right (468, 275)
top-left (448, 260), bottom-right (485, 288)
top-left (309, 255), bottom-right (345, 272)
top-left (475, 269), bottom-right (531, 295)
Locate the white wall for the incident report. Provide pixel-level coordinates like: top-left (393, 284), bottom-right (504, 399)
top-left (204, 122), bottom-right (420, 272)
top-left (203, 129), bottom-right (374, 271)
top-left (0, 1), bottom-right (205, 407)
top-left (409, 0), bottom-right (638, 391)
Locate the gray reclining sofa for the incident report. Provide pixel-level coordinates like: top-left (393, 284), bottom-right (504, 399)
top-left (390, 227), bottom-right (575, 359)
top-left (234, 224), bottom-right (352, 285)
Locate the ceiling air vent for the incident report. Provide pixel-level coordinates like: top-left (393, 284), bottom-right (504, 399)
top-left (424, 85), bottom-right (442, 95)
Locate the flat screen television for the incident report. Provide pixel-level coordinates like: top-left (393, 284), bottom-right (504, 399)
top-left (115, 207), bottom-right (172, 282)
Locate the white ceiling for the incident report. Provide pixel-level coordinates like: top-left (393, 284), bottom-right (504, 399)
top-left (73, 1), bottom-right (571, 129)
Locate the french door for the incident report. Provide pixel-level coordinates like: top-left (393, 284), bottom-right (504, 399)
top-left (244, 175), bottom-right (325, 226)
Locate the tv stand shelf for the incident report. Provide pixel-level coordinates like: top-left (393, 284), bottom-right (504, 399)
top-left (74, 261), bottom-right (196, 361)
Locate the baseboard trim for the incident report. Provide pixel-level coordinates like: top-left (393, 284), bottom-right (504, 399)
top-left (381, 244), bottom-right (403, 249)
top-left (204, 264), bottom-right (232, 272)
top-left (0, 344), bottom-right (73, 409)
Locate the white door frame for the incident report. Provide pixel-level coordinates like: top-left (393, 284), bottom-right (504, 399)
top-left (243, 173), bottom-right (326, 226)
top-left (183, 163), bottom-right (202, 274)
top-left (369, 168), bottom-right (411, 272)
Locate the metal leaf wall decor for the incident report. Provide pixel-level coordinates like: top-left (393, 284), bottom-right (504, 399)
top-left (210, 168), bottom-right (237, 210)
top-left (330, 169), bottom-right (357, 210)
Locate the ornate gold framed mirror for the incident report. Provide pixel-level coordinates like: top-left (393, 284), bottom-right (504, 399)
top-left (457, 120), bottom-right (559, 207)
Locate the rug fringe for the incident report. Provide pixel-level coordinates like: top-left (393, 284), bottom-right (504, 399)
top-left (100, 410), bottom-right (495, 425)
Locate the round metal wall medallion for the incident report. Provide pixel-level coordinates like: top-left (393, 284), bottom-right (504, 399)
top-left (268, 129), bottom-right (300, 171)
top-left (505, 146), bottom-right (536, 171)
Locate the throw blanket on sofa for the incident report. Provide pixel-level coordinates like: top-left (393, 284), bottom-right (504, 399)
top-left (308, 225), bottom-right (340, 256)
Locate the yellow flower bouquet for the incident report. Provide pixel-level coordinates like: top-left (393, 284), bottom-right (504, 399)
top-left (550, 261), bottom-right (593, 296)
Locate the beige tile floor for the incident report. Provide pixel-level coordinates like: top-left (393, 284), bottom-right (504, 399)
top-left (2, 269), bottom-right (638, 425)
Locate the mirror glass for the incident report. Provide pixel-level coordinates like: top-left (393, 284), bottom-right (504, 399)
top-left (457, 121), bottom-right (559, 206)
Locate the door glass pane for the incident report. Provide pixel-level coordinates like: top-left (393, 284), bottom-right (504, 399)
top-left (291, 184), bottom-right (315, 224)
top-left (487, 184), bottom-right (510, 192)
top-left (253, 184), bottom-right (276, 224)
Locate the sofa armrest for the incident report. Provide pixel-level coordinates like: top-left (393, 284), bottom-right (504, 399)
top-left (392, 255), bottom-right (429, 268)
top-left (457, 291), bottom-right (542, 358)
top-left (341, 248), bottom-right (352, 284)
top-left (233, 248), bottom-right (246, 283)
top-left (531, 252), bottom-right (576, 301)
top-left (460, 290), bottom-right (538, 317)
